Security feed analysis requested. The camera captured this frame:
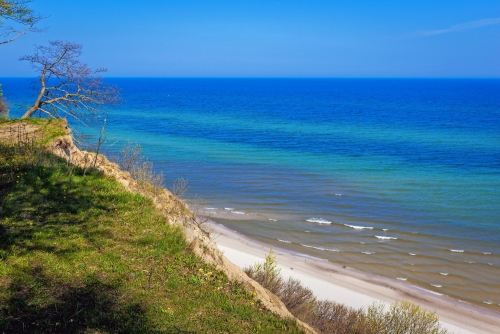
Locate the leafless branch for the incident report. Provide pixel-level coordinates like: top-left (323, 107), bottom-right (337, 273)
top-left (0, 0), bottom-right (43, 45)
top-left (20, 40), bottom-right (120, 120)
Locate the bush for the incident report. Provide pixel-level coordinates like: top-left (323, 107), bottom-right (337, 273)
top-left (246, 249), bottom-right (450, 334)
top-left (367, 300), bottom-right (449, 334)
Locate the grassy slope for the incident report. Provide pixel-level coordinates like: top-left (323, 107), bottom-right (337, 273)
top-left (0, 119), bottom-right (302, 333)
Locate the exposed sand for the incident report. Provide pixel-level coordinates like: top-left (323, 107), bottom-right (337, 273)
top-left (207, 221), bottom-right (500, 334)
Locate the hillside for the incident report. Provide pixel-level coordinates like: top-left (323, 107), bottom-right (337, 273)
top-left (0, 119), bottom-right (311, 333)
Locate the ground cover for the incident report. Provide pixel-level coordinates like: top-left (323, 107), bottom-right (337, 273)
top-left (0, 119), bottom-right (302, 333)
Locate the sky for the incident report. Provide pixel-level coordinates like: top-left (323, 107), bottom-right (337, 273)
top-left (1, 0), bottom-right (499, 78)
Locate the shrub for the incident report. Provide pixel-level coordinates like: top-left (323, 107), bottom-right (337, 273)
top-left (367, 300), bottom-right (450, 334)
top-left (246, 249), bottom-right (450, 334)
top-left (245, 247), bottom-right (284, 294)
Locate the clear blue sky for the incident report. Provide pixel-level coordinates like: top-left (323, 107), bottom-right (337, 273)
top-left (1, 0), bottom-right (499, 77)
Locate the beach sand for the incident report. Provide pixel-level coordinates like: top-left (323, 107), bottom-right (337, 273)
top-left (207, 221), bottom-right (500, 334)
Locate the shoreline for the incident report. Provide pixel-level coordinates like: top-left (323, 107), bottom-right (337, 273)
top-left (207, 220), bottom-right (500, 334)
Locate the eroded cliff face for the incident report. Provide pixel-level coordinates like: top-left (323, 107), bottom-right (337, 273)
top-left (45, 121), bottom-right (316, 334)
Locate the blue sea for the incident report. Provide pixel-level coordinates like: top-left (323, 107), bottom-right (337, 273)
top-left (3, 78), bottom-right (500, 309)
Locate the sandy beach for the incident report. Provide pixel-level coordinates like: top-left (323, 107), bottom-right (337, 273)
top-left (206, 221), bottom-right (500, 334)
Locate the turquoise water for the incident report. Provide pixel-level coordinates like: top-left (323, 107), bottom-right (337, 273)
top-left (3, 78), bottom-right (500, 309)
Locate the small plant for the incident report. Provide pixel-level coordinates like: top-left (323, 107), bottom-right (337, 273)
top-left (245, 248), bottom-right (284, 294)
top-left (172, 177), bottom-right (189, 197)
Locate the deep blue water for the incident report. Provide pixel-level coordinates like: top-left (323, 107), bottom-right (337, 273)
top-left (3, 77), bottom-right (500, 308)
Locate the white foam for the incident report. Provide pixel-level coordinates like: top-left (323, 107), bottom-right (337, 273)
top-left (440, 273), bottom-right (448, 276)
top-left (426, 290), bottom-right (444, 296)
top-left (344, 224), bottom-right (373, 230)
top-left (205, 207), bottom-right (217, 210)
top-left (488, 263), bottom-right (493, 265)
top-left (360, 242), bottom-right (365, 244)
top-left (277, 239), bottom-right (291, 244)
top-left (483, 301), bottom-right (493, 305)
top-left (375, 236), bottom-right (397, 240)
top-left (231, 211), bottom-right (245, 215)
top-left (431, 284), bottom-right (442, 288)
top-left (224, 207), bottom-right (235, 211)
top-left (268, 218), bottom-right (278, 221)
top-left (397, 278), bottom-right (407, 281)
top-left (304, 231), bottom-right (310, 233)
top-left (450, 249), bottom-right (464, 252)
top-left (465, 261), bottom-right (476, 264)
top-left (334, 194), bottom-right (342, 196)
top-left (301, 244), bottom-right (340, 252)
top-left (383, 229), bottom-right (389, 231)
top-left (409, 253), bottom-right (416, 256)
top-left (362, 251), bottom-right (374, 254)
top-left (483, 252), bottom-right (491, 255)
top-left (306, 218), bottom-right (331, 224)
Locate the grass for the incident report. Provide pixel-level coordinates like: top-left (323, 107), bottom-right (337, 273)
top-left (0, 119), bottom-right (303, 333)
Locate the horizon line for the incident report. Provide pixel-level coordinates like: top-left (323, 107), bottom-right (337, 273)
top-left (1, 76), bottom-right (500, 80)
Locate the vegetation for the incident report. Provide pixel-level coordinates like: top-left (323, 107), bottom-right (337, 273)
top-left (0, 83), bottom-right (7, 119)
top-left (0, 119), bottom-right (303, 333)
top-left (0, 0), bottom-right (42, 45)
top-left (20, 40), bottom-right (120, 119)
top-left (245, 250), bottom-right (450, 334)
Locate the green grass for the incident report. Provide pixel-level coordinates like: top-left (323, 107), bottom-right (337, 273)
top-left (0, 121), bottom-right (302, 333)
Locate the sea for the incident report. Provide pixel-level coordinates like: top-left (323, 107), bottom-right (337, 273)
top-left (3, 77), bottom-right (500, 310)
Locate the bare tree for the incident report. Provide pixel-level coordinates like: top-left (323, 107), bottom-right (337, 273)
top-left (20, 40), bottom-right (119, 119)
top-left (0, 0), bottom-right (42, 45)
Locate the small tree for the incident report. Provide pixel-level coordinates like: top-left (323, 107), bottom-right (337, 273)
top-left (0, 0), bottom-right (42, 45)
top-left (0, 83), bottom-right (8, 118)
top-left (20, 40), bottom-right (119, 120)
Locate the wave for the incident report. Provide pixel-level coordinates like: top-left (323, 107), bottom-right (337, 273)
top-left (483, 252), bottom-right (492, 255)
top-left (440, 273), bottom-right (449, 276)
top-left (362, 251), bottom-right (374, 254)
top-left (397, 278), bottom-right (407, 281)
top-left (301, 244), bottom-right (340, 252)
top-left (344, 224), bottom-right (373, 230)
top-left (205, 207), bottom-right (217, 210)
top-left (375, 236), bottom-right (397, 240)
top-left (231, 211), bottom-right (245, 215)
top-left (383, 229), bottom-right (389, 231)
top-left (424, 289), bottom-right (443, 296)
top-left (431, 284), bottom-right (442, 288)
top-left (268, 218), bottom-right (278, 221)
top-left (224, 207), bottom-right (235, 211)
top-left (483, 301), bottom-right (493, 305)
top-left (450, 249), bottom-right (464, 252)
top-left (277, 239), bottom-right (291, 244)
top-left (409, 253), bottom-right (416, 256)
top-left (306, 218), bottom-right (331, 224)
